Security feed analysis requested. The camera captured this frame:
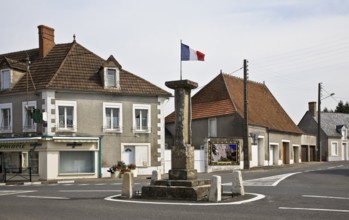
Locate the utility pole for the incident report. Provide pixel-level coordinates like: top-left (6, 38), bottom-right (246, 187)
top-left (317, 82), bottom-right (322, 162)
top-left (243, 59), bottom-right (250, 169)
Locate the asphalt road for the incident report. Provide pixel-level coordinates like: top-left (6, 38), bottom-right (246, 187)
top-left (0, 161), bottom-right (348, 220)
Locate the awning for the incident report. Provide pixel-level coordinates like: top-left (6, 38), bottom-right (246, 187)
top-left (52, 136), bottom-right (99, 143)
top-left (0, 137), bottom-right (42, 144)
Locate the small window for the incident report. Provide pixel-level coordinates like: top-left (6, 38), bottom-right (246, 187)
top-left (1, 69), bottom-right (11, 90)
top-left (103, 102), bottom-right (122, 132)
top-left (0, 103), bottom-right (12, 132)
top-left (133, 104), bottom-right (150, 133)
top-left (22, 101), bottom-right (37, 132)
top-left (56, 101), bottom-right (77, 132)
top-left (105, 68), bottom-right (119, 88)
top-left (331, 142), bottom-right (338, 156)
top-left (342, 128), bottom-right (347, 141)
top-left (208, 118), bottom-right (217, 137)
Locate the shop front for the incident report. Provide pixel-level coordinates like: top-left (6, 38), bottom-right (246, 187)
top-left (0, 136), bottom-right (100, 182)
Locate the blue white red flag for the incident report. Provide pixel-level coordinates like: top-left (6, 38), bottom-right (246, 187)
top-left (181, 43), bottom-right (205, 61)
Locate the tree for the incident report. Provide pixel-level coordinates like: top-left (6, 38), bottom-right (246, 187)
top-left (334, 100), bottom-right (349, 113)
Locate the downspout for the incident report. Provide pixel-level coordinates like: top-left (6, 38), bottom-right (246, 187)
top-left (267, 127), bottom-right (270, 166)
top-left (98, 136), bottom-right (103, 178)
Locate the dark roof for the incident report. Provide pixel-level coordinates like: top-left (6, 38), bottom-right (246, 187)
top-left (0, 42), bottom-right (170, 97)
top-left (166, 73), bottom-right (302, 134)
top-left (320, 112), bottom-right (349, 137)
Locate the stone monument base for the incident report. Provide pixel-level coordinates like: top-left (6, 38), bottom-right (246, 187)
top-left (169, 169), bottom-right (197, 180)
top-left (142, 179), bottom-right (211, 201)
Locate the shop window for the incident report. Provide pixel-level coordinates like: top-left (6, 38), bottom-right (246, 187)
top-left (103, 102), bottom-right (122, 132)
top-left (59, 151), bottom-right (95, 174)
top-left (133, 104), bottom-right (150, 133)
top-left (56, 101), bottom-right (77, 132)
top-left (0, 103), bottom-right (12, 132)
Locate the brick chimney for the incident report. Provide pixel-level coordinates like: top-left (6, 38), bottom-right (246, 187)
top-left (38, 25), bottom-right (55, 59)
top-left (308, 101), bottom-right (317, 117)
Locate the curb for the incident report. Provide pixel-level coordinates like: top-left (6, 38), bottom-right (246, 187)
top-left (0, 180), bottom-right (75, 186)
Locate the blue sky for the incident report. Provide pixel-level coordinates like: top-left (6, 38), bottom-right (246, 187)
top-left (1, 0), bottom-right (349, 122)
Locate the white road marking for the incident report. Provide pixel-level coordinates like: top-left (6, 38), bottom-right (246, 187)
top-left (303, 195), bottom-right (349, 200)
top-left (17, 195), bottom-right (69, 200)
top-left (60, 190), bottom-right (121, 192)
top-left (223, 172), bottom-right (301, 186)
top-left (104, 193), bottom-right (265, 206)
top-left (279, 207), bottom-right (349, 213)
top-left (0, 190), bottom-right (36, 196)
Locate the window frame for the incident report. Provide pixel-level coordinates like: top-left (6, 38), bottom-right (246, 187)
top-left (56, 100), bottom-right (77, 132)
top-left (104, 67), bottom-right (120, 88)
top-left (0, 103), bottom-right (12, 133)
top-left (103, 102), bottom-right (123, 133)
top-left (0, 69), bottom-right (11, 90)
top-left (133, 104), bottom-right (151, 133)
top-left (331, 141), bottom-right (338, 156)
top-left (22, 101), bottom-right (37, 132)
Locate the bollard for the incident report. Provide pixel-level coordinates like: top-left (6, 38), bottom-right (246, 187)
top-left (232, 170), bottom-right (245, 196)
top-left (209, 175), bottom-right (221, 202)
top-left (122, 172), bottom-right (134, 199)
top-left (151, 170), bottom-right (161, 185)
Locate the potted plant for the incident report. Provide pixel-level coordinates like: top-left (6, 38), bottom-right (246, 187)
top-left (128, 163), bottom-right (137, 177)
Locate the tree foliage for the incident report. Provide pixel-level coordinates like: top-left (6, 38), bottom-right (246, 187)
top-left (334, 100), bottom-right (349, 113)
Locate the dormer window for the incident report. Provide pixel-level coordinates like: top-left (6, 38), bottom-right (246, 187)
top-left (342, 127), bottom-right (348, 141)
top-left (104, 67), bottom-right (120, 88)
top-left (0, 69), bottom-right (11, 90)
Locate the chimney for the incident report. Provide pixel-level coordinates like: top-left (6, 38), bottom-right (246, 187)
top-left (38, 25), bottom-right (55, 59)
top-left (308, 101), bottom-right (317, 117)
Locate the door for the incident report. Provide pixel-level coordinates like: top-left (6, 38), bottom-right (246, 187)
top-left (123, 146), bottom-right (135, 165)
top-left (282, 142), bottom-right (289, 164)
top-left (251, 144), bottom-right (258, 167)
top-left (301, 146), bottom-right (308, 162)
top-left (342, 143), bottom-right (347, 161)
top-left (309, 146), bottom-right (315, 161)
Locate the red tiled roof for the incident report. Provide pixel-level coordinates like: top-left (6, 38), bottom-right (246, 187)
top-left (166, 73), bottom-right (302, 134)
top-left (0, 42), bottom-right (170, 97)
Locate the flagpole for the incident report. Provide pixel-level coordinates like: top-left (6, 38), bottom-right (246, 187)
top-left (180, 39), bottom-right (182, 80)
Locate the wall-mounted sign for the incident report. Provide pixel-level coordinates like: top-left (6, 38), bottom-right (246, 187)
top-left (0, 143), bottom-right (25, 149)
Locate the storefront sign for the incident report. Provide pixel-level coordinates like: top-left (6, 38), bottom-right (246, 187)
top-left (0, 143), bottom-right (25, 149)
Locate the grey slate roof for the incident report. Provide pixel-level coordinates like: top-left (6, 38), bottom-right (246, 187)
top-left (320, 113), bottom-right (349, 137)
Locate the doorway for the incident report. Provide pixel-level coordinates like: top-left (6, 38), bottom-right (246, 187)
top-left (282, 142), bottom-right (290, 164)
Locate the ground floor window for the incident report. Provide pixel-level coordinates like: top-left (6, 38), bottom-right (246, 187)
top-left (59, 151), bottom-right (95, 174)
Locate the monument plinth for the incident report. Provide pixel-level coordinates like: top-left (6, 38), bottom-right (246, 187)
top-left (142, 80), bottom-right (211, 201)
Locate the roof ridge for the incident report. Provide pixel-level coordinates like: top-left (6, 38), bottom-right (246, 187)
top-left (221, 73), bottom-right (238, 114)
top-left (222, 72), bottom-right (266, 86)
top-left (46, 42), bottom-right (76, 88)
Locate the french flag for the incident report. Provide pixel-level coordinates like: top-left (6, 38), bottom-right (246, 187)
top-left (181, 43), bottom-right (205, 61)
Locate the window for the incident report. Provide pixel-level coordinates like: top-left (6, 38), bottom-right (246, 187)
top-left (22, 101), bottom-right (37, 132)
top-left (105, 68), bottom-right (119, 88)
top-left (0, 103), bottom-right (12, 132)
top-left (133, 104), bottom-right (150, 132)
top-left (208, 118), bottom-right (217, 137)
top-left (56, 101), bottom-right (77, 131)
top-left (342, 128), bottom-right (347, 141)
top-left (103, 102), bottom-right (122, 132)
top-left (331, 142), bottom-right (338, 156)
top-left (59, 151), bottom-right (95, 174)
top-left (1, 69), bottom-right (11, 90)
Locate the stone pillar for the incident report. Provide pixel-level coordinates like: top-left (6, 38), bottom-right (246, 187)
top-left (151, 170), bottom-right (161, 185)
top-left (166, 80), bottom-right (198, 180)
top-left (122, 172), bottom-right (134, 199)
top-left (209, 175), bottom-right (221, 202)
top-left (232, 170), bottom-right (245, 196)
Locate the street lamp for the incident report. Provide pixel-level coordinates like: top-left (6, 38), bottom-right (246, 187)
top-left (317, 82), bottom-right (335, 162)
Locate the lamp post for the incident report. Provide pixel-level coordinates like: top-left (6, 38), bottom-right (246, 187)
top-left (317, 82), bottom-right (335, 162)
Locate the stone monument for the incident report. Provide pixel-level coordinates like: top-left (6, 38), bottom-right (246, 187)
top-left (142, 80), bottom-right (211, 201)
